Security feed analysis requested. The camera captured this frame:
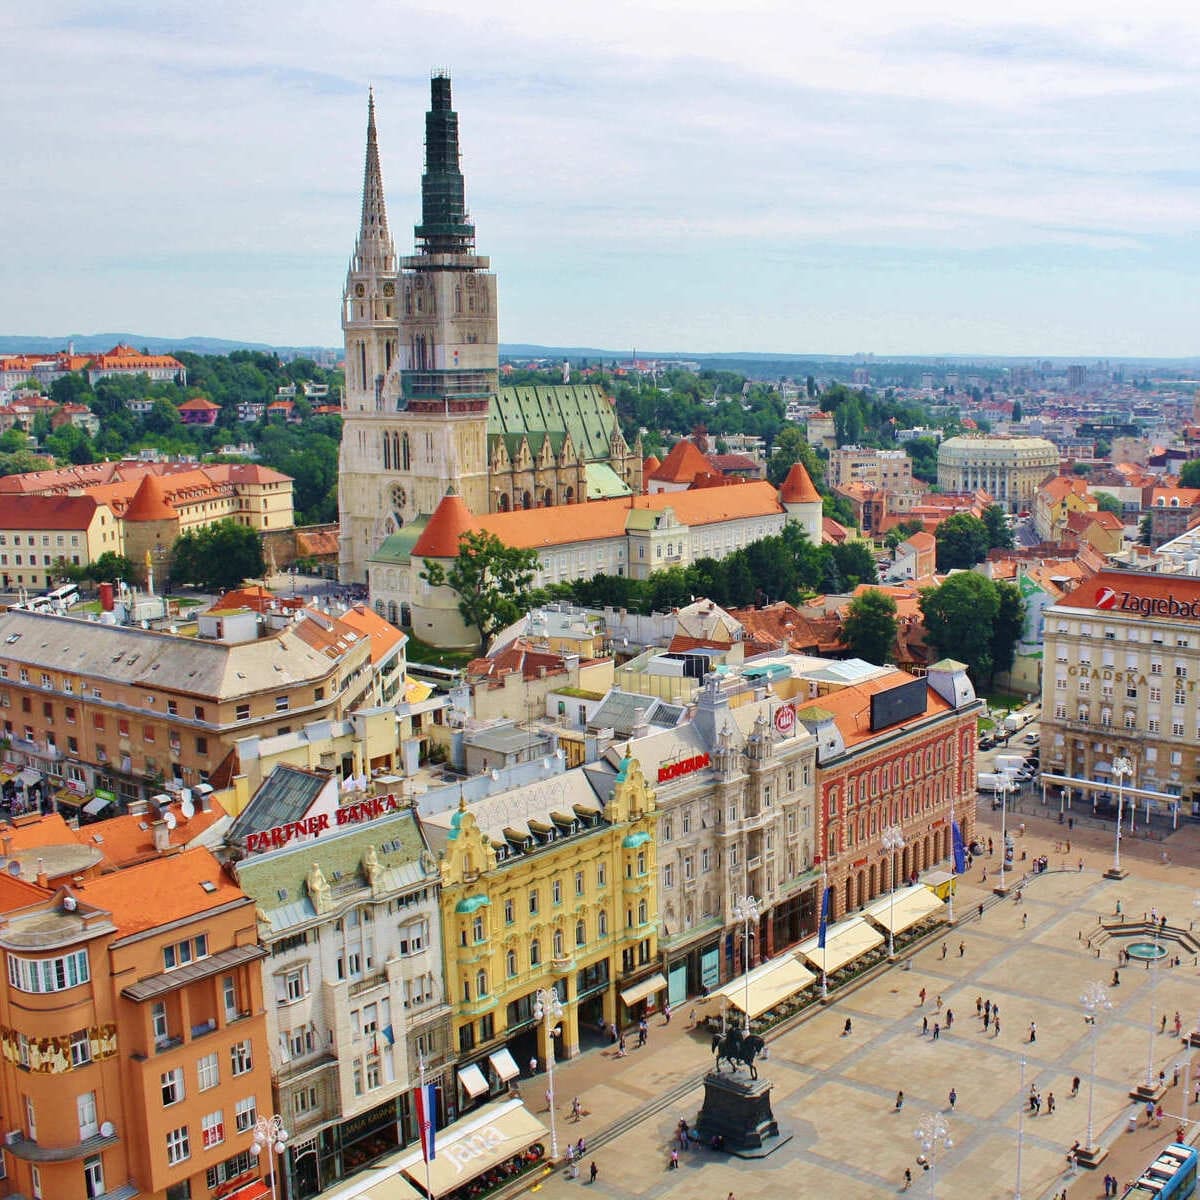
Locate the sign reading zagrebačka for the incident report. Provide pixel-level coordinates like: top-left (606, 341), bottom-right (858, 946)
top-left (1095, 585), bottom-right (1200, 619)
top-left (243, 793), bottom-right (401, 854)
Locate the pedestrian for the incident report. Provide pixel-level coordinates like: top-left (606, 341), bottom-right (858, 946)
top-left (922, 1015), bottom-right (929, 1035)
top-left (941, 942), bottom-right (948, 959)
top-left (978, 902), bottom-right (984, 920)
top-left (1071, 1075), bottom-right (1080, 1097)
top-left (988, 837), bottom-right (994, 855)
top-left (932, 1022), bottom-right (940, 1040)
top-left (609, 1022), bottom-right (618, 1044)
top-left (958, 942), bottom-right (965, 958)
top-left (903, 1167), bottom-right (912, 1191)
top-left (617, 1034), bottom-right (627, 1058)
top-left (571, 1096), bottom-right (582, 1122)
top-left (663, 1002), bottom-right (672, 1025)
top-left (994, 1016), bottom-right (1001, 1036)
top-left (946, 1009), bottom-right (954, 1029)
top-left (984, 1010), bottom-right (990, 1031)
top-left (919, 987), bottom-right (926, 1006)
top-left (936, 994), bottom-right (943, 1011)
top-left (590, 1161), bottom-right (598, 1184)
top-left (976, 996), bottom-right (983, 1016)
top-left (1029, 1021), bottom-right (1037, 1043)
top-left (529, 1056), bottom-right (538, 1075)
top-left (993, 1003), bottom-right (999, 1021)
top-left (948, 1088), bottom-right (957, 1111)
top-left (843, 1017), bottom-right (852, 1037)
top-left (983, 867), bottom-right (988, 883)
top-left (1047, 1092), bottom-right (1055, 1114)
top-left (578, 1137), bottom-right (587, 1157)
top-left (1174, 1011), bottom-right (1183, 1037)
top-left (984, 999), bottom-right (991, 1018)
top-left (1022, 912), bottom-right (1028, 928)
top-left (896, 1090), bottom-right (905, 1110)
top-left (1078, 858), bottom-right (1084, 872)
top-left (1161, 1014), bottom-right (1168, 1034)
top-left (669, 1148), bottom-right (678, 1170)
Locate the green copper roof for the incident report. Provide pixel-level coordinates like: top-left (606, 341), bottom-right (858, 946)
top-left (622, 831), bottom-right (651, 849)
top-left (489, 384), bottom-right (619, 464)
top-left (414, 73), bottom-right (474, 253)
top-left (368, 516), bottom-right (431, 566)
top-left (454, 894), bottom-right (491, 914)
top-left (586, 462), bottom-right (633, 499)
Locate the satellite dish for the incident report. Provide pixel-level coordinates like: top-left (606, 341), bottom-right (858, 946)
top-left (7, 861), bottom-right (20, 876)
top-left (163, 811), bottom-right (177, 831)
top-left (180, 796), bottom-right (195, 820)
top-left (99, 1121), bottom-right (115, 1138)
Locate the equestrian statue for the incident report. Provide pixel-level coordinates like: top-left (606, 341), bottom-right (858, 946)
top-left (711, 1025), bottom-right (767, 1080)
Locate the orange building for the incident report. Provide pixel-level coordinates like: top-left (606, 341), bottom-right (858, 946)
top-left (0, 848), bottom-right (271, 1200)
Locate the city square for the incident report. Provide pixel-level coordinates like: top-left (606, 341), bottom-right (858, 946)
top-left (526, 809), bottom-right (1200, 1200)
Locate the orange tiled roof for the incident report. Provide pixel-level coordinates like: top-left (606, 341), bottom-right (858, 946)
top-left (1150, 488), bottom-right (1200, 508)
top-left (178, 395), bottom-right (220, 411)
top-left (822, 517), bottom-right (850, 544)
top-left (1040, 475), bottom-right (1092, 503)
top-left (728, 601), bottom-right (843, 654)
top-left (650, 439), bottom-right (715, 484)
top-left (75, 805), bottom-right (224, 870)
top-left (295, 529), bottom-right (340, 558)
top-left (76, 847), bottom-right (245, 937)
top-left (338, 603), bottom-right (406, 665)
top-left (795, 673), bottom-right (951, 749)
top-left (122, 472), bottom-right (176, 521)
top-left (1057, 569), bottom-right (1200, 612)
top-left (411, 492), bottom-right (481, 558)
top-left (0, 873), bottom-right (50, 911)
top-left (2, 814), bottom-right (81, 851)
top-left (0, 494), bottom-right (100, 531)
top-left (779, 462), bottom-right (821, 504)
top-left (90, 344), bottom-right (184, 371)
top-left (467, 638), bottom-right (566, 684)
top-left (643, 455), bottom-right (661, 475)
top-left (902, 530), bottom-right (937, 552)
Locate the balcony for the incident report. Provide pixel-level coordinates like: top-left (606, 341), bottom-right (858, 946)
top-left (349, 970), bottom-right (388, 998)
top-left (4, 1127), bottom-right (120, 1163)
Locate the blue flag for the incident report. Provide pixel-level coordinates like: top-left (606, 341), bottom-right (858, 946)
top-left (951, 821), bottom-right (967, 875)
top-left (817, 885), bottom-right (832, 949)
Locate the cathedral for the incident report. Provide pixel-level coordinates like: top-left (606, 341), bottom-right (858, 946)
top-left (337, 74), bottom-right (643, 583)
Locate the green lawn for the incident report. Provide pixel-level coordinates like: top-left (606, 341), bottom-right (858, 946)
top-left (404, 633), bottom-right (473, 671)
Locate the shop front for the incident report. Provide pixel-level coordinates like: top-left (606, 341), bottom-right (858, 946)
top-left (618, 971), bottom-right (667, 1023)
top-left (664, 930), bottom-right (723, 1005)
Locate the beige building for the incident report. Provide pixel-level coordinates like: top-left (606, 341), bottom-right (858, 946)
top-left (827, 446), bottom-right (915, 490)
top-left (0, 494), bottom-right (122, 590)
top-left (937, 435), bottom-right (1058, 512)
top-left (1040, 570), bottom-right (1200, 816)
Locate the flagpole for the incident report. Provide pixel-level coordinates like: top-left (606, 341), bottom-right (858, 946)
top-left (419, 1054), bottom-right (433, 1200)
top-left (819, 861), bottom-right (829, 1000)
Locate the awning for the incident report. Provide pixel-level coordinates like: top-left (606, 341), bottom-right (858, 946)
top-left (394, 1099), bottom-right (549, 1199)
top-left (17, 768), bottom-right (41, 787)
top-left (82, 796), bottom-right (112, 816)
top-left (488, 1047), bottom-right (520, 1083)
top-left (703, 954), bottom-right (816, 1020)
top-left (54, 790), bottom-right (87, 809)
top-left (863, 885), bottom-right (946, 935)
top-left (619, 972), bottom-right (667, 1007)
top-left (315, 1162), bottom-right (424, 1200)
top-left (798, 916), bottom-right (885, 975)
top-left (457, 1062), bottom-right (488, 1098)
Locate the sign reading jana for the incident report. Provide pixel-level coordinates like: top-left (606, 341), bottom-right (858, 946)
top-left (1095, 585), bottom-right (1200, 619)
top-left (243, 794), bottom-right (401, 854)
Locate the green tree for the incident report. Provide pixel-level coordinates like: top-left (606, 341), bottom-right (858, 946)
top-left (1178, 460), bottom-right (1200, 488)
top-left (1139, 514), bottom-right (1154, 546)
top-left (171, 521), bottom-right (265, 592)
top-left (843, 588), bottom-right (898, 665)
top-left (767, 426), bottom-right (824, 488)
top-left (830, 540), bottom-right (878, 589)
top-left (885, 519), bottom-right (924, 551)
top-left (85, 552), bottom-right (135, 583)
top-left (1095, 492), bottom-right (1124, 516)
top-left (935, 513), bottom-right (991, 570)
top-left (981, 504), bottom-right (1014, 550)
top-left (421, 530), bottom-right (540, 654)
top-left (991, 580), bottom-right (1026, 679)
top-left (903, 437), bottom-right (940, 484)
top-left (1011, 401), bottom-right (1023, 424)
top-left (920, 573), bottom-right (1001, 686)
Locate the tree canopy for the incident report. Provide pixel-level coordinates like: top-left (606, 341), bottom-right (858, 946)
top-left (843, 588), bottom-right (898, 665)
top-left (935, 513), bottom-right (991, 570)
top-left (1095, 492), bottom-right (1124, 516)
top-left (171, 521), bottom-right (266, 592)
top-left (981, 504), bottom-right (1014, 551)
top-left (1179, 460), bottom-right (1200, 488)
top-left (920, 572), bottom-right (1025, 686)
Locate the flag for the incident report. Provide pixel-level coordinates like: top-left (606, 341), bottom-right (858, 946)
top-left (817, 885), bottom-right (832, 949)
top-left (951, 821), bottom-right (967, 875)
top-left (415, 1083), bottom-right (437, 1163)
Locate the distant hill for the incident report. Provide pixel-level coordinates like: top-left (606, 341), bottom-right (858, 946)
top-left (0, 333), bottom-right (337, 358)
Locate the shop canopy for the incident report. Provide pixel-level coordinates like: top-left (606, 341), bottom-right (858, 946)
top-left (457, 1063), bottom-right (488, 1098)
top-left (798, 916), bottom-right (884, 975)
top-left (488, 1047), bottom-right (520, 1083)
top-left (703, 953), bottom-right (816, 1020)
top-left (392, 1099), bottom-right (549, 1199)
top-left (619, 972), bottom-right (667, 1008)
top-left (317, 1162), bottom-right (424, 1200)
top-left (862, 884), bottom-right (946, 934)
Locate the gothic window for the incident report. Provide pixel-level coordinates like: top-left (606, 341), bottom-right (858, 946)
top-left (382, 434), bottom-right (391, 471)
top-left (385, 340), bottom-right (393, 370)
top-left (544, 489), bottom-right (553, 508)
top-left (401, 433), bottom-right (411, 471)
top-left (522, 491), bottom-right (532, 511)
top-left (359, 343), bottom-right (367, 390)
top-left (455, 286), bottom-right (462, 314)
top-left (498, 494), bottom-right (510, 513)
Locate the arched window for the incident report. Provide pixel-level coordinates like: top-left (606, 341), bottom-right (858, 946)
top-left (475, 969), bottom-right (487, 997)
top-left (498, 493), bottom-right (510, 513)
top-left (522, 491), bottom-right (532, 510)
top-left (382, 433), bottom-right (391, 470)
top-left (529, 939), bottom-right (541, 967)
top-left (401, 433), bottom-right (411, 470)
top-left (506, 949), bottom-right (517, 977)
top-left (544, 489), bottom-right (553, 507)
top-left (575, 920), bottom-right (585, 947)
top-left (553, 928), bottom-right (564, 958)
top-left (598, 910), bottom-right (608, 936)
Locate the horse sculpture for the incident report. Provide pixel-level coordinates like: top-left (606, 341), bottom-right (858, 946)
top-left (711, 1025), bottom-right (767, 1080)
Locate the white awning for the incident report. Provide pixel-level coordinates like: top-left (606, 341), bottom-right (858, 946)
top-left (703, 954), bottom-right (815, 1020)
top-left (863, 885), bottom-right (946, 934)
top-left (393, 1099), bottom-right (550, 1199)
top-left (82, 796), bottom-right (112, 816)
top-left (488, 1047), bottom-right (520, 1083)
top-left (17, 768), bottom-right (41, 787)
top-left (457, 1062), bottom-right (488, 1098)
top-left (798, 916), bottom-right (885, 975)
top-left (619, 972), bottom-right (667, 1007)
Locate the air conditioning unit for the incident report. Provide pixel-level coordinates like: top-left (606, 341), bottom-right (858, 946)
top-left (4, 1131), bottom-right (21, 1146)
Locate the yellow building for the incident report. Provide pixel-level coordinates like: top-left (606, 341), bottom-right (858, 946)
top-left (0, 493), bottom-right (121, 590)
top-left (1033, 475), bottom-right (1096, 543)
top-left (426, 753), bottom-right (660, 1113)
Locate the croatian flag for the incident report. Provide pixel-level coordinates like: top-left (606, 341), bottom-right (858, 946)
top-left (415, 1083), bottom-right (437, 1162)
top-left (951, 821), bottom-right (967, 875)
top-left (817, 885), bottom-right (832, 949)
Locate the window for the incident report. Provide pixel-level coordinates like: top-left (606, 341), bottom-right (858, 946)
top-left (77, 1090), bottom-right (98, 1139)
top-left (472, 915), bottom-right (484, 942)
top-left (206, 1151), bottom-right (254, 1191)
top-left (201, 1110), bottom-right (225, 1149)
top-left (503, 899), bottom-right (514, 924)
top-left (162, 935), bottom-right (208, 971)
top-left (70, 1028), bottom-right (92, 1067)
top-left (528, 889), bottom-right (539, 915)
top-left (236, 704), bottom-right (250, 721)
top-left (552, 879), bottom-right (562, 905)
top-left (84, 1155), bottom-right (105, 1199)
top-left (598, 910), bottom-right (608, 936)
top-left (574, 870), bottom-right (584, 896)
top-left (197, 1052), bottom-right (219, 1091)
top-left (529, 940), bottom-right (541, 967)
top-left (597, 863), bottom-right (607, 887)
top-left (293, 1086), bottom-right (318, 1116)
top-left (166, 1125), bottom-right (191, 1165)
top-left (7, 949), bottom-right (89, 993)
top-left (234, 1096), bottom-right (257, 1133)
top-left (575, 920), bottom-right (586, 947)
top-left (506, 949), bottom-right (517, 977)
top-left (161, 1067), bottom-right (185, 1106)
top-left (276, 965), bottom-right (310, 1004)
top-left (663, 863), bottom-right (674, 888)
top-left (701, 848), bottom-right (711, 872)
top-left (230, 1040), bottom-right (253, 1076)
top-left (275, 695), bottom-right (289, 712)
top-left (152, 1002), bottom-right (170, 1045)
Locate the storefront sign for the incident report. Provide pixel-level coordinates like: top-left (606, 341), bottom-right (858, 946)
top-left (244, 793), bottom-right (400, 854)
top-left (774, 704), bottom-right (796, 735)
top-left (445, 1124), bottom-right (508, 1175)
top-left (657, 753), bottom-right (710, 784)
top-left (1096, 585), bottom-right (1200, 619)
top-left (93, 788), bottom-right (117, 803)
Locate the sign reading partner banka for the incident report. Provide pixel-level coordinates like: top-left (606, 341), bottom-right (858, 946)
top-left (243, 793), bottom-right (401, 854)
top-left (1095, 585), bottom-right (1200, 619)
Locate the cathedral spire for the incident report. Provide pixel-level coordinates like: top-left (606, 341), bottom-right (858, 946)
top-left (355, 87), bottom-right (393, 271)
top-left (415, 71), bottom-right (475, 254)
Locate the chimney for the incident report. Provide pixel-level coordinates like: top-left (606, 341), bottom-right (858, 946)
top-left (2, 835), bottom-right (12, 858)
top-left (152, 820), bottom-right (171, 853)
top-left (36, 858), bottom-right (48, 889)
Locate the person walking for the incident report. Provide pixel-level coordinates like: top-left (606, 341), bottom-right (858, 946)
top-left (936, 994), bottom-right (943, 1011)
top-left (669, 1147), bottom-right (679, 1170)
top-left (976, 995), bottom-right (983, 1016)
top-left (983, 1009), bottom-right (990, 1031)
top-left (1047, 1092), bottom-right (1056, 1114)
top-left (1071, 1075), bottom-right (1080, 1097)
top-left (978, 902), bottom-right (984, 920)
top-left (1174, 1011), bottom-right (1183, 1038)
top-left (617, 1034), bottom-right (627, 1058)
top-left (948, 1088), bottom-right (957, 1111)
top-left (1022, 912), bottom-right (1028, 929)
top-left (590, 1161), bottom-right (598, 1184)
top-left (903, 1167), bottom-right (912, 1191)
top-left (896, 1090), bottom-right (905, 1110)
top-left (958, 942), bottom-right (965, 958)
top-left (941, 942), bottom-right (948, 959)
top-left (919, 987), bottom-right (927, 1006)
top-left (843, 1017), bottom-right (853, 1037)
top-left (663, 1003), bottom-right (672, 1025)
top-left (932, 1022), bottom-right (940, 1041)
top-left (922, 1015), bottom-right (929, 1035)
top-left (994, 1015), bottom-right (1001, 1036)
top-left (946, 1009), bottom-right (954, 1029)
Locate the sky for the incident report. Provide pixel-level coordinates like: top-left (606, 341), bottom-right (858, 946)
top-left (5, 1), bottom-right (1200, 358)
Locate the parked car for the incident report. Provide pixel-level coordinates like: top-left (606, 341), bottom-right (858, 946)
top-left (1023, 732), bottom-right (1039, 745)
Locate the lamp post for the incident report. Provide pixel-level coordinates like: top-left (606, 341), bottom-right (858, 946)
top-left (250, 1113), bottom-right (289, 1200)
top-left (533, 987), bottom-right (564, 1162)
top-left (913, 1111), bottom-right (953, 1200)
top-left (1108, 756), bottom-right (1133, 878)
top-left (881, 825), bottom-right (905, 959)
top-left (997, 779), bottom-right (1010, 894)
top-left (1014, 1056), bottom-right (1026, 1200)
top-left (1080, 981), bottom-right (1113, 1157)
top-left (731, 894), bottom-right (760, 1034)
top-left (1146, 921), bottom-right (1163, 1093)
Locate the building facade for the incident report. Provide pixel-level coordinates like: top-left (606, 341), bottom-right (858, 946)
top-left (827, 446), bottom-right (914, 490)
top-left (1040, 570), bottom-right (1200, 814)
top-left (337, 78), bottom-right (642, 584)
top-left (0, 495), bottom-right (122, 591)
top-left (936, 436), bottom-right (1058, 512)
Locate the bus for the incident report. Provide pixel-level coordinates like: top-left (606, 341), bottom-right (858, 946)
top-left (43, 583), bottom-right (79, 610)
top-left (1123, 1142), bottom-right (1197, 1199)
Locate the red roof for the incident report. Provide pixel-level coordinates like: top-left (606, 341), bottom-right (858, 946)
top-left (122, 473), bottom-right (176, 521)
top-left (780, 462), bottom-right (821, 504)
top-left (178, 395), bottom-right (220, 412)
top-left (650, 439), bottom-right (715, 484)
top-left (0, 494), bottom-right (99, 531)
top-left (1057, 570), bottom-right (1200, 613)
top-left (642, 455), bottom-right (661, 475)
top-left (411, 492), bottom-right (481, 558)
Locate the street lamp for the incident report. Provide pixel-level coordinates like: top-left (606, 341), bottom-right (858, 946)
top-left (250, 1113), bottom-right (289, 1200)
top-left (1110, 756), bottom-right (1133, 877)
top-left (997, 778), bottom-right (1011, 894)
top-left (1080, 981), bottom-right (1113, 1158)
top-left (1015, 1056), bottom-right (1027, 1200)
top-left (731, 894), bottom-right (761, 1034)
top-left (1146, 920), bottom-right (1163, 1094)
top-left (913, 1111), bottom-right (953, 1199)
top-left (881, 825), bottom-right (905, 959)
top-left (533, 986), bottom-right (564, 1162)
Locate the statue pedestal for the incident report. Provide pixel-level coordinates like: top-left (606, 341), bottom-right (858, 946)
top-left (696, 1071), bottom-right (790, 1159)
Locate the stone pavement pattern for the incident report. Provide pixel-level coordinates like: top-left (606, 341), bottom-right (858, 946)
top-left (513, 804), bottom-right (1200, 1200)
